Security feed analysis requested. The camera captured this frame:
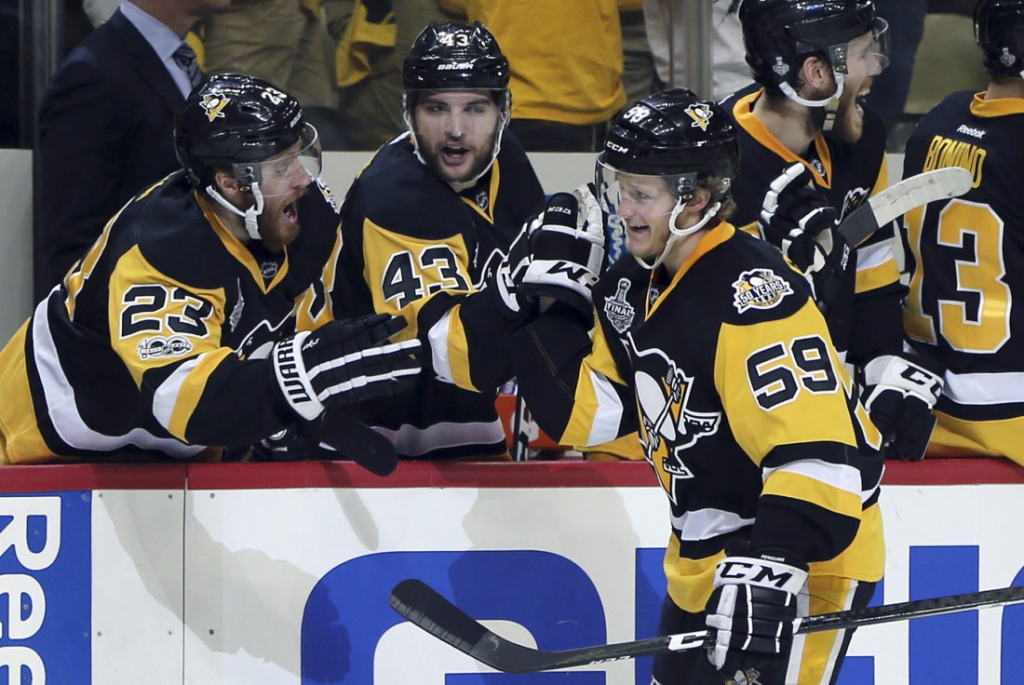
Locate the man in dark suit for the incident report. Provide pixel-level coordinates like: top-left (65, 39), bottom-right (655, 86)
top-left (35, 0), bottom-right (229, 295)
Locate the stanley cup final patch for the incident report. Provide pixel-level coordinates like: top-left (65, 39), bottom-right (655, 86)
top-left (731, 268), bottom-right (793, 313)
top-left (604, 278), bottom-right (636, 333)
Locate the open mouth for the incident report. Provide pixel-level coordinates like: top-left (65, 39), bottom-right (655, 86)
top-left (283, 200), bottom-right (299, 223)
top-left (442, 145), bottom-right (469, 165)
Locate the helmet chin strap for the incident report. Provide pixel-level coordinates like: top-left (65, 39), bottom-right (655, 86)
top-left (779, 72), bottom-right (845, 133)
top-left (633, 200), bottom-right (722, 271)
top-left (205, 182), bottom-right (265, 241)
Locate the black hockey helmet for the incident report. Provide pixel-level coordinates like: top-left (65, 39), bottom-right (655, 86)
top-left (739, 0), bottom-right (888, 90)
top-left (975, 0), bottom-right (1024, 78)
top-left (174, 73), bottom-right (319, 190)
top-left (597, 88), bottom-right (739, 200)
top-left (403, 22), bottom-right (509, 95)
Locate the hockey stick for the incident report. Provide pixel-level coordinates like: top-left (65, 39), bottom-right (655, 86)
top-left (389, 578), bottom-right (1024, 674)
top-left (837, 166), bottom-right (973, 245)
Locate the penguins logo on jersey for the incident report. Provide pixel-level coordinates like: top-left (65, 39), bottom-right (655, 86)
top-left (236, 313), bottom-right (294, 360)
top-left (685, 103), bottom-right (715, 131)
top-left (315, 177), bottom-right (339, 213)
top-left (732, 268), bottom-right (793, 313)
top-left (201, 94), bottom-right (229, 122)
top-left (630, 338), bottom-right (721, 501)
top-left (604, 278), bottom-right (636, 333)
top-left (840, 185), bottom-right (870, 220)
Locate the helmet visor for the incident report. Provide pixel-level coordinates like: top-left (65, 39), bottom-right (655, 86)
top-left (836, 17), bottom-right (890, 75)
top-left (234, 123), bottom-right (322, 197)
top-left (596, 159), bottom-right (694, 220)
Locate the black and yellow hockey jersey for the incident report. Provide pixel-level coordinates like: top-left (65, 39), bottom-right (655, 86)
top-left (513, 223), bottom-right (885, 611)
top-left (902, 91), bottom-right (1024, 463)
top-left (314, 130), bottom-right (545, 460)
top-left (721, 85), bottom-right (904, 365)
top-left (0, 171), bottom-right (342, 464)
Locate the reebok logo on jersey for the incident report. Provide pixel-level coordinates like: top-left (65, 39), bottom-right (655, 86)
top-left (731, 269), bottom-right (793, 313)
top-left (956, 124), bottom-right (985, 139)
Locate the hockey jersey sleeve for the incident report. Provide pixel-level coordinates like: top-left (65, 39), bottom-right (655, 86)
top-left (510, 304), bottom-right (638, 448)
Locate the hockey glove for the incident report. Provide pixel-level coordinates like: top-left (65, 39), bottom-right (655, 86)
top-left (256, 410), bottom-right (398, 476)
top-left (705, 549), bottom-right (808, 675)
top-left (490, 217), bottom-right (535, 324)
top-left (519, 185), bottom-right (607, 318)
top-left (272, 314), bottom-right (420, 421)
top-left (759, 163), bottom-right (840, 273)
top-left (860, 354), bottom-right (945, 461)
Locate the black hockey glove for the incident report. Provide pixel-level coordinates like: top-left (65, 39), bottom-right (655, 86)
top-left (490, 215), bottom-right (536, 325)
top-left (255, 410), bottom-right (398, 476)
top-left (518, 185), bottom-right (607, 319)
top-left (705, 549), bottom-right (808, 679)
top-left (759, 163), bottom-right (840, 273)
top-left (860, 354), bottom-right (945, 461)
top-left (272, 314), bottom-right (420, 421)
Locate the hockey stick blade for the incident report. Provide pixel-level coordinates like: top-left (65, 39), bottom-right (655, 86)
top-left (838, 166), bottom-right (973, 246)
top-left (390, 579), bottom-right (1024, 674)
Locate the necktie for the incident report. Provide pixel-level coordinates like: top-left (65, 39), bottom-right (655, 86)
top-left (172, 42), bottom-right (204, 91)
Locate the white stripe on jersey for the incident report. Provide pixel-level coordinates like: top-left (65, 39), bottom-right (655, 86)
top-left (427, 309), bottom-right (455, 384)
top-left (944, 369), bottom-right (1024, 405)
top-left (762, 458), bottom-right (863, 497)
top-left (585, 369), bottom-right (625, 446)
top-left (855, 235), bottom-right (897, 272)
top-left (33, 299), bottom-right (205, 459)
top-left (669, 508), bottom-right (755, 542)
top-left (375, 418), bottom-right (506, 457)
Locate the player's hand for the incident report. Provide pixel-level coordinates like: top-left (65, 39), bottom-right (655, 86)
top-left (519, 185), bottom-right (607, 318)
top-left (760, 163), bottom-right (840, 273)
top-left (860, 354), bottom-right (945, 461)
top-left (272, 314), bottom-right (420, 421)
top-left (255, 410), bottom-right (398, 476)
top-left (705, 549), bottom-right (807, 674)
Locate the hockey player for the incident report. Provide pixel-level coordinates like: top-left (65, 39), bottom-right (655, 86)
top-left (722, 0), bottom-right (945, 462)
top-left (899, 0), bottom-right (1024, 464)
top-left (311, 22), bottom-right (551, 461)
top-left (0, 74), bottom-right (420, 466)
top-left (507, 90), bottom-right (885, 685)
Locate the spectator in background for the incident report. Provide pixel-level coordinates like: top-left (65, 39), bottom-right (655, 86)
top-left (1, 74), bottom-right (420, 466)
top-left (643, 0), bottom-right (753, 99)
top-left (323, 0), bottom-right (457, 150)
top-left (36, 0), bottom-right (224, 295)
top-left (307, 22), bottom-right (549, 460)
top-left (899, 0), bottom-right (1024, 465)
top-left (440, 0), bottom-right (628, 152)
top-left (863, 0), bottom-right (927, 143)
top-left (201, 0), bottom-right (350, 146)
top-left (620, 0), bottom-right (660, 106)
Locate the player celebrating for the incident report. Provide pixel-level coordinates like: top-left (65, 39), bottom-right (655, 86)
top-left (899, 0), bottom-right (1024, 463)
top-left (722, 0), bottom-right (944, 461)
top-left (506, 90), bottom-right (885, 685)
top-left (315, 22), bottom-right (549, 461)
top-left (0, 74), bottom-right (419, 466)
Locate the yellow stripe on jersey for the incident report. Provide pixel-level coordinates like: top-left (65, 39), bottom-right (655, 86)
top-left (160, 348), bottom-right (236, 440)
top-left (928, 411), bottom-right (1024, 464)
top-left (459, 159), bottom-right (501, 224)
top-left (65, 210), bottom-right (119, 319)
top-left (443, 303), bottom-right (475, 391)
top-left (715, 301), bottom-right (859, 464)
top-left (811, 502), bottom-right (885, 581)
top-left (561, 318), bottom-right (630, 447)
top-left (107, 246), bottom-right (228, 388)
top-left (762, 469), bottom-right (862, 521)
top-left (0, 322), bottom-right (56, 464)
top-left (296, 230), bottom-right (345, 331)
top-left (664, 535), bottom-right (725, 613)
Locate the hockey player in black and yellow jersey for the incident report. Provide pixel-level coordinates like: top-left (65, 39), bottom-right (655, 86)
top-left (720, 0), bottom-right (944, 463)
top-left (0, 74), bottom-right (419, 466)
top-left (508, 91), bottom-right (885, 685)
top-left (306, 22), bottom-right (546, 461)
top-left (900, 0), bottom-right (1024, 464)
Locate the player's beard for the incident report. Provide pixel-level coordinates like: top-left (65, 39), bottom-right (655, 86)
top-left (420, 134), bottom-right (497, 188)
top-left (826, 85), bottom-right (868, 144)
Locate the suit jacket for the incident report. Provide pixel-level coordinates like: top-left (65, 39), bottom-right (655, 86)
top-left (36, 9), bottom-right (188, 293)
